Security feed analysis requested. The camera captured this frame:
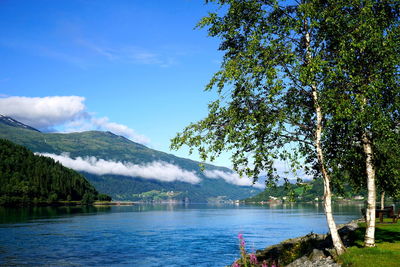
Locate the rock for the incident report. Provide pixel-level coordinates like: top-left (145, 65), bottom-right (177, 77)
top-left (324, 248), bottom-right (337, 258)
top-left (309, 249), bottom-right (325, 261)
top-left (313, 257), bottom-right (341, 267)
top-left (255, 233), bottom-right (327, 265)
top-left (286, 255), bottom-right (341, 267)
top-left (252, 219), bottom-right (361, 266)
top-left (286, 256), bottom-right (313, 267)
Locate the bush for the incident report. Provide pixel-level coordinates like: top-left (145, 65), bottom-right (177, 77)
top-left (81, 192), bottom-right (95, 205)
top-left (97, 194), bottom-right (112, 201)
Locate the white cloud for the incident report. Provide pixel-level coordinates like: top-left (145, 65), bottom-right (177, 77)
top-left (91, 117), bottom-right (150, 144)
top-left (204, 170), bottom-right (265, 189)
top-left (0, 96), bottom-right (86, 129)
top-left (0, 95), bottom-right (150, 144)
top-left (38, 153), bottom-right (201, 184)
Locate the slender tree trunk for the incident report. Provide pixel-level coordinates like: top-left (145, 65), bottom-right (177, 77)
top-left (304, 29), bottom-right (346, 255)
top-left (363, 132), bottom-right (376, 247)
top-left (360, 95), bottom-right (376, 247)
top-left (381, 191), bottom-right (385, 210)
top-left (312, 86), bottom-right (346, 255)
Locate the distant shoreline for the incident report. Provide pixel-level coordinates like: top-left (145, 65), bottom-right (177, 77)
top-left (0, 201), bottom-right (135, 207)
top-left (93, 201), bottom-right (135, 206)
top-left (244, 199), bottom-right (366, 205)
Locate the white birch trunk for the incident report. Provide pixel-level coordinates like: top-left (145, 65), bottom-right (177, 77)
top-left (363, 132), bottom-right (376, 247)
top-left (305, 30), bottom-right (346, 255)
top-left (381, 191), bottom-right (385, 210)
top-left (312, 87), bottom-right (346, 255)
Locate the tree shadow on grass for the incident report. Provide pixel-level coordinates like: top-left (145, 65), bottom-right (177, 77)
top-left (352, 224), bottom-right (400, 247)
top-left (375, 227), bottom-right (400, 243)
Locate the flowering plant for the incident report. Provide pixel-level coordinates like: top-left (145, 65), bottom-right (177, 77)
top-left (232, 234), bottom-right (277, 267)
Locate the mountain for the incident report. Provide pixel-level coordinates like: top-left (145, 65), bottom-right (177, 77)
top-left (0, 116), bottom-right (261, 202)
top-left (0, 115), bottom-right (40, 132)
top-left (0, 138), bottom-right (107, 206)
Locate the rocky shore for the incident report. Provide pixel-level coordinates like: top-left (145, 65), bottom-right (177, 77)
top-left (253, 219), bottom-right (362, 266)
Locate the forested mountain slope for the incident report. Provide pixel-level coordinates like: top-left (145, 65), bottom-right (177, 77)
top-left (0, 116), bottom-right (261, 202)
top-left (0, 139), bottom-right (102, 205)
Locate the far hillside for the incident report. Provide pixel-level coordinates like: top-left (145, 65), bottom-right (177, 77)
top-left (0, 139), bottom-right (111, 206)
top-left (0, 116), bottom-right (261, 202)
top-left (244, 179), bottom-right (368, 203)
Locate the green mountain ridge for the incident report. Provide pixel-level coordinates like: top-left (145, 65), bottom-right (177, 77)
top-left (0, 116), bottom-right (261, 202)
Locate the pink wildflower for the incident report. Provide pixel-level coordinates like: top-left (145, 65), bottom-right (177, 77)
top-left (249, 253), bottom-right (258, 265)
top-left (232, 261), bottom-right (241, 267)
top-left (238, 233), bottom-right (243, 240)
top-left (262, 260), bottom-right (268, 267)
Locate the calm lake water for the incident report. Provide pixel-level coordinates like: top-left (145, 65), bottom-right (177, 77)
top-left (0, 203), bottom-right (363, 266)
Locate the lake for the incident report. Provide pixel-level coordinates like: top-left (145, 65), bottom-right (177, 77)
top-left (0, 203), bottom-right (363, 266)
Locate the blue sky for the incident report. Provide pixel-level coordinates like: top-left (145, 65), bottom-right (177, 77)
top-left (0, 0), bottom-right (237, 167)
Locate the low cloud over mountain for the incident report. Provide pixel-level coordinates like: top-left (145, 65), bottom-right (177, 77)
top-left (37, 153), bottom-right (262, 188)
top-left (204, 170), bottom-right (264, 189)
top-left (38, 153), bottom-right (201, 184)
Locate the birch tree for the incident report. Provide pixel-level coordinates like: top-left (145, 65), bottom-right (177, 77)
top-left (315, 0), bottom-right (400, 247)
top-left (171, 0), bottom-right (347, 255)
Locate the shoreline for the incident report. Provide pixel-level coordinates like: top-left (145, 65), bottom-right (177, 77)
top-left (244, 200), bottom-right (366, 205)
top-left (243, 218), bottom-right (363, 267)
top-left (0, 201), bottom-right (135, 207)
top-left (93, 201), bottom-right (135, 206)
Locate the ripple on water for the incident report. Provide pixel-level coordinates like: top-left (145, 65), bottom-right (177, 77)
top-left (0, 203), bottom-right (362, 266)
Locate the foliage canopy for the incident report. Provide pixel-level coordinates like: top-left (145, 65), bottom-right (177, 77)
top-left (0, 139), bottom-right (104, 205)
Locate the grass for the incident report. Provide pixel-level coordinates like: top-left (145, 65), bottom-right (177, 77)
top-left (338, 219), bottom-right (400, 267)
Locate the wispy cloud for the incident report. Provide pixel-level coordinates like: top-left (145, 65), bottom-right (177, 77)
top-left (0, 39), bottom-right (90, 69)
top-left (204, 169), bottom-right (264, 189)
top-left (76, 39), bottom-right (176, 67)
top-left (1, 38), bottom-right (177, 68)
top-left (0, 95), bottom-right (150, 144)
top-left (39, 153), bottom-right (201, 184)
top-left (75, 39), bottom-right (117, 60)
top-left (39, 47), bottom-right (90, 69)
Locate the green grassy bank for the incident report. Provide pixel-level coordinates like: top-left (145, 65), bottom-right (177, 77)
top-left (338, 219), bottom-right (400, 267)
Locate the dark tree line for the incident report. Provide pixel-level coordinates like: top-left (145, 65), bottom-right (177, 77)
top-left (0, 139), bottom-right (110, 205)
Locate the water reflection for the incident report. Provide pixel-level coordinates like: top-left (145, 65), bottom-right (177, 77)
top-left (0, 206), bottom-right (111, 224)
top-left (0, 202), bottom-right (371, 225)
top-left (0, 202), bottom-right (374, 267)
